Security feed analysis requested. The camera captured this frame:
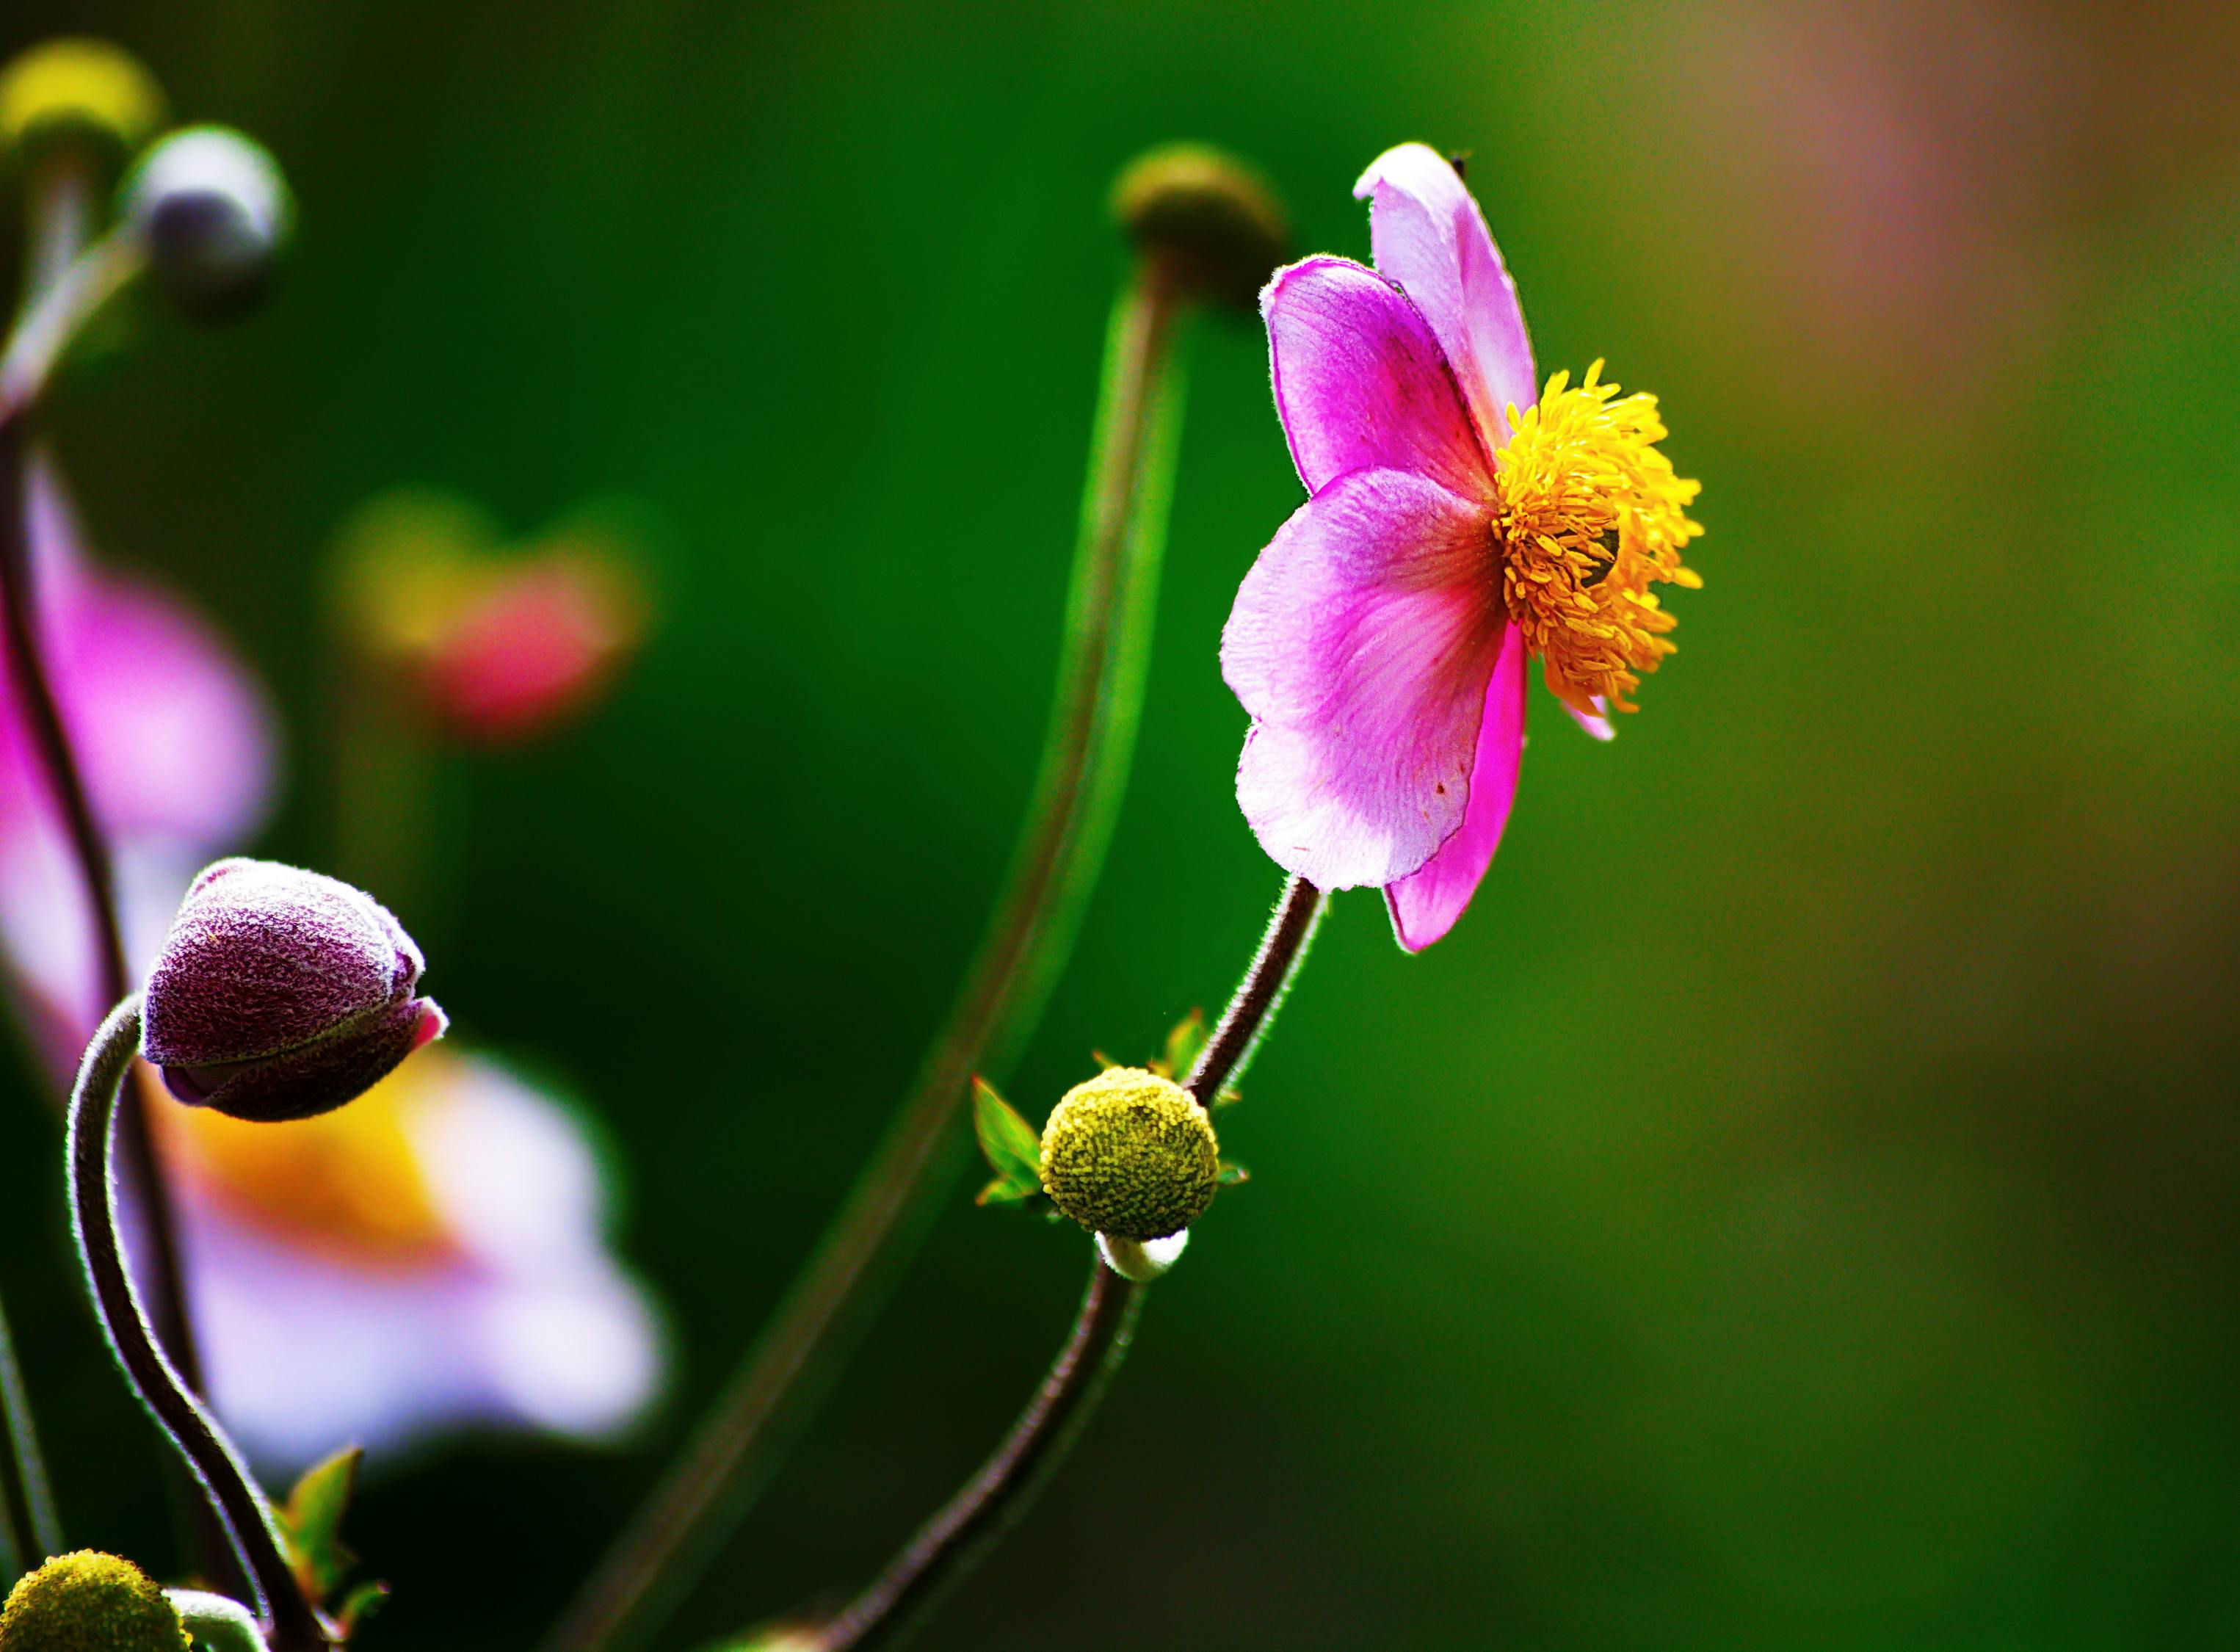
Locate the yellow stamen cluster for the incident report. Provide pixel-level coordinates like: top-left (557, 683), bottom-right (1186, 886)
top-left (1490, 362), bottom-right (1703, 715)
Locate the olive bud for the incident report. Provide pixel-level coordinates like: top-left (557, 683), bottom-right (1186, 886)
top-left (0, 39), bottom-right (165, 160)
top-left (1112, 142), bottom-right (1290, 314)
top-left (1039, 1066), bottom-right (1218, 1242)
top-left (142, 858), bottom-right (445, 1123)
top-left (118, 125), bottom-right (291, 322)
top-left (0, 1552), bottom-right (189, 1652)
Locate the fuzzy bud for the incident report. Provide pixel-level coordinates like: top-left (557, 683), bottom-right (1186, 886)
top-left (119, 125), bottom-right (291, 322)
top-left (0, 39), bottom-right (165, 160)
top-left (1040, 1066), bottom-right (1218, 1242)
top-left (1112, 143), bottom-right (1289, 314)
top-left (142, 858), bottom-right (445, 1123)
top-left (0, 1552), bottom-right (189, 1652)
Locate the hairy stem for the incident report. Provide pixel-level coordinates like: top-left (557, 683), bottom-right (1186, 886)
top-left (545, 259), bottom-right (1195, 1652)
top-left (67, 997), bottom-right (327, 1651)
top-left (811, 1253), bottom-right (1145, 1652)
top-left (1186, 875), bottom-right (1326, 1105)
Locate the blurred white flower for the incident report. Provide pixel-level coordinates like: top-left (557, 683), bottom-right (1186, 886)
top-left (0, 456), bottom-right (665, 1472)
top-left (164, 1045), bottom-right (664, 1471)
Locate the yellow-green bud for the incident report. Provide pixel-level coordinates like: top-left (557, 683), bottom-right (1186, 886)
top-left (1111, 142), bottom-right (1290, 315)
top-left (0, 40), bottom-right (165, 159)
top-left (1040, 1066), bottom-right (1217, 1242)
top-left (0, 1552), bottom-right (190, 1652)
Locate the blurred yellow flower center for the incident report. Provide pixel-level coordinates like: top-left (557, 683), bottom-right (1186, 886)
top-left (0, 39), bottom-right (166, 154)
top-left (163, 1048), bottom-right (455, 1266)
top-left (1490, 362), bottom-right (1703, 716)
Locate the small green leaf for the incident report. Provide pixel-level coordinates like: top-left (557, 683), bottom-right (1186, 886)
top-left (278, 1444), bottom-right (360, 1600)
top-left (1216, 1160), bottom-right (1250, 1187)
top-left (971, 1077), bottom-right (1043, 1206)
top-left (335, 1579), bottom-right (389, 1637)
top-left (1159, 1009), bottom-right (1209, 1080)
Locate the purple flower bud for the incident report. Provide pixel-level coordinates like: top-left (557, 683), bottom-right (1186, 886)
top-left (142, 858), bottom-right (446, 1123)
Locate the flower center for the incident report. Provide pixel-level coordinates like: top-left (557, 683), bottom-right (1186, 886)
top-left (1489, 362), bottom-right (1703, 716)
top-left (162, 1047), bottom-right (456, 1266)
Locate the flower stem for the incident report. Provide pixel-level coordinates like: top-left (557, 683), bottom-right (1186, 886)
top-left (1186, 874), bottom-right (1326, 1105)
top-left (0, 1284), bottom-right (62, 1578)
top-left (810, 1252), bottom-right (1145, 1652)
top-left (67, 996), bottom-right (328, 1652)
top-left (0, 224), bottom-right (224, 1578)
top-left (0, 348), bottom-right (205, 1380)
top-left (544, 259), bottom-right (1196, 1652)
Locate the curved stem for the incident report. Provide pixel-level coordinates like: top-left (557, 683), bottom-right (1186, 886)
top-left (67, 996), bottom-right (327, 1652)
top-left (1186, 875), bottom-right (1326, 1106)
top-left (545, 259), bottom-right (1195, 1652)
top-left (811, 1253), bottom-right (1145, 1652)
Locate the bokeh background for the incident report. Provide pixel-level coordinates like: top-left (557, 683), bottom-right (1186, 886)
top-left (2, 1), bottom-right (2239, 1647)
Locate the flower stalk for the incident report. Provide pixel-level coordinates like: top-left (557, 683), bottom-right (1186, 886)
top-left (0, 1286), bottom-right (62, 1579)
top-left (546, 225), bottom-right (1200, 1652)
top-left (65, 995), bottom-right (327, 1652)
top-left (808, 1253), bottom-right (1145, 1652)
top-left (0, 225), bottom-right (206, 1401)
top-left (1186, 874), bottom-right (1326, 1105)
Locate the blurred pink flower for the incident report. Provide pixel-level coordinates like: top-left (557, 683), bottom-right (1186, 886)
top-left (0, 461), bottom-right (663, 1469)
top-left (418, 551), bottom-right (645, 745)
top-left (0, 460), bottom-right (276, 1067)
top-left (1223, 145), bottom-right (1700, 950)
top-left (330, 490), bottom-right (650, 747)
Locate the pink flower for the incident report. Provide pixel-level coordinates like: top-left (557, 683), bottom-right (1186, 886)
top-left (1222, 144), bottom-right (1703, 950)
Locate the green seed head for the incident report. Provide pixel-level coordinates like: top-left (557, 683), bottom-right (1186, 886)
top-left (1040, 1066), bottom-right (1218, 1242)
top-left (0, 1553), bottom-right (190, 1652)
top-left (1111, 142), bottom-right (1289, 315)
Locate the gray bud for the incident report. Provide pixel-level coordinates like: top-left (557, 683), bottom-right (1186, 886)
top-left (120, 125), bottom-right (291, 322)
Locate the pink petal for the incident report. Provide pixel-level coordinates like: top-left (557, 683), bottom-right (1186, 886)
top-left (1384, 620), bottom-right (1529, 952)
top-left (1222, 468), bottom-right (1504, 889)
top-left (1355, 143), bottom-right (1538, 447)
top-left (1263, 255), bottom-right (1494, 501)
top-left (0, 460), bottom-right (276, 852)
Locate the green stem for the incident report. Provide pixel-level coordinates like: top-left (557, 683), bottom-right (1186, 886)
top-left (67, 996), bottom-right (327, 1651)
top-left (810, 1253), bottom-right (1144, 1651)
top-left (0, 1286), bottom-right (61, 1577)
top-left (543, 258), bottom-right (1195, 1652)
top-left (1, 209), bottom-right (237, 1592)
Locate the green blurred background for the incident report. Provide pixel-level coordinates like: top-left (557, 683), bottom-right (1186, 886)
top-left (3, 1), bottom-right (2239, 1647)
